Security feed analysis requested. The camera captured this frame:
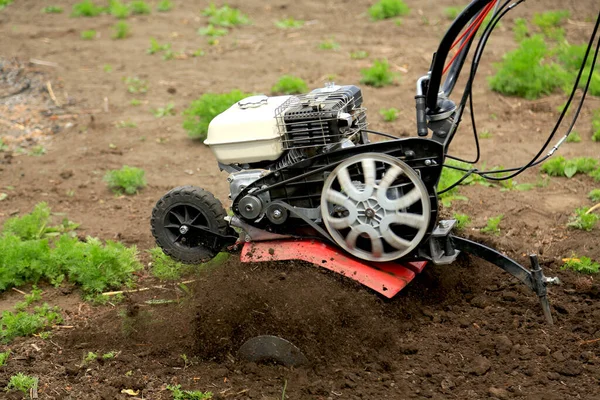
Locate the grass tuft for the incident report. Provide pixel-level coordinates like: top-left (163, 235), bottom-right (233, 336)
top-left (80, 29), bottom-right (97, 40)
top-left (453, 213), bottom-right (471, 230)
top-left (202, 3), bottom-right (249, 27)
top-left (379, 108), bottom-right (399, 122)
top-left (0, 350), bottom-right (9, 366)
top-left (368, 0), bottom-right (410, 21)
top-left (271, 75), bottom-right (308, 95)
top-left (566, 131), bottom-right (581, 143)
top-left (104, 166), bottom-right (146, 195)
top-left (198, 24), bottom-right (228, 37)
top-left (157, 0), bottom-right (172, 12)
top-left (71, 0), bottom-right (104, 17)
top-left (129, 0), bottom-right (151, 15)
top-left (108, 0), bottom-right (130, 19)
top-left (183, 90), bottom-right (250, 140)
top-left (360, 59), bottom-right (397, 87)
top-left (275, 17), bottom-right (304, 29)
top-left (112, 21), bottom-right (130, 39)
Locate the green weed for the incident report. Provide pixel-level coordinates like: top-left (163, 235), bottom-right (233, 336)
top-left (202, 3), bottom-right (249, 27)
top-left (81, 29), bottom-right (97, 40)
top-left (84, 351), bottom-right (98, 363)
top-left (593, 110), bottom-right (600, 142)
top-left (532, 10), bottom-right (569, 40)
top-left (350, 50), bottom-right (369, 60)
top-left (479, 130), bottom-right (493, 139)
top-left (157, 0), bottom-right (173, 12)
top-left (72, 0), bottom-right (104, 17)
top-left (116, 120), bottom-right (137, 128)
top-left (108, 0), bottom-right (130, 19)
top-left (112, 21), bottom-right (130, 39)
top-left (0, 0), bottom-right (13, 11)
top-left (3, 202), bottom-right (78, 241)
top-left (368, 0), bottom-right (410, 21)
top-left (567, 207), bottom-right (599, 231)
top-left (103, 64), bottom-right (113, 73)
top-left (129, 0), bottom-right (151, 15)
top-left (152, 102), bottom-right (175, 118)
top-left (589, 189), bottom-right (600, 202)
top-left (42, 5), bottom-right (63, 13)
top-left (130, 99), bottom-right (142, 106)
top-left (541, 156), bottom-right (599, 178)
top-left (481, 215), bottom-right (503, 235)
top-left (453, 213), bottom-right (471, 230)
top-left (124, 77), bottom-right (148, 94)
top-left (102, 351), bottom-right (117, 359)
top-left (271, 75), bottom-right (308, 95)
top-left (380, 108), bottom-right (399, 122)
top-left (444, 6), bottom-right (462, 20)
top-left (149, 247), bottom-right (188, 281)
top-left (198, 24), bottom-right (228, 37)
top-left (562, 255), bottom-right (600, 274)
top-left (513, 18), bottom-right (529, 42)
top-left (566, 131), bottom-right (582, 143)
top-left (1, 303), bottom-right (62, 343)
top-left (6, 373), bottom-right (38, 394)
top-left (489, 35), bottom-right (567, 99)
top-left (275, 18), bottom-right (304, 29)
top-left (360, 59), bottom-right (397, 87)
top-left (167, 384), bottom-right (213, 400)
top-left (104, 166), bottom-right (146, 195)
top-left (183, 90), bottom-right (250, 140)
top-left (591, 168), bottom-right (600, 182)
top-left (147, 38), bottom-right (170, 54)
top-left (30, 145), bottom-right (46, 156)
top-left (192, 49), bottom-right (205, 57)
top-left (319, 38), bottom-right (340, 51)
top-left (0, 350), bottom-right (9, 366)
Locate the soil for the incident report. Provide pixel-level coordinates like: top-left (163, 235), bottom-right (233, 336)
top-left (1, 0), bottom-right (600, 399)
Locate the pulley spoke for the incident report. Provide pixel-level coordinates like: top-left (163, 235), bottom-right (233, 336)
top-left (377, 187), bottom-right (423, 211)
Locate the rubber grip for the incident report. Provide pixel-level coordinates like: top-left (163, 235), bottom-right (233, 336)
top-left (415, 95), bottom-right (428, 137)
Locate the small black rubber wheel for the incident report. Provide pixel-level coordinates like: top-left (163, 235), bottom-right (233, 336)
top-left (151, 186), bottom-right (229, 264)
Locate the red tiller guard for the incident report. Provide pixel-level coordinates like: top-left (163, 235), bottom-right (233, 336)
top-left (240, 240), bottom-right (427, 298)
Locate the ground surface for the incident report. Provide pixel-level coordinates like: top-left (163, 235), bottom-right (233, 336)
top-left (0, 0), bottom-right (599, 399)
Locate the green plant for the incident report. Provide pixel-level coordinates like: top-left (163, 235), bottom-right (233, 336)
top-left (147, 38), bottom-right (170, 54)
top-left (130, 99), bottom-right (142, 106)
top-left (157, 0), bottom-right (172, 12)
top-left (183, 90), bottom-right (250, 140)
top-left (479, 130), bottom-right (493, 139)
top-left (112, 21), bottom-right (130, 39)
top-left (108, 0), bottom-right (129, 18)
top-left (152, 102), bottom-right (175, 118)
top-left (124, 77), bottom-right (148, 94)
top-left (84, 351), bottom-right (98, 363)
top-left (319, 39), bottom-right (340, 51)
top-left (0, 0), bottom-right (13, 11)
top-left (350, 50), bottom-right (369, 60)
top-left (72, 0), bottom-right (104, 17)
top-left (104, 166), bottom-right (146, 195)
top-left (129, 0), bottom-right (151, 15)
top-left (42, 5), bottom-right (63, 13)
top-left (6, 373), bottom-right (37, 394)
top-left (271, 75), bottom-right (308, 95)
top-left (81, 29), bottom-right (97, 40)
top-left (202, 3), bottom-right (250, 27)
top-left (532, 10), bottom-right (569, 39)
top-left (198, 24), bottom-right (228, 37)
top-left (541, 156), bottom-right (599, 178)
top-left (102, 351), bottom-right (117, 359)
top-left (103, 64), bottom-right (113, 73)
top-left (0, 350), bottom-right (9, 366)
top-left (149, 247), bottom-right (189, 281)
top-left (562, 255), bottom-right (600, 274)
top-left (567, 207), bottom-right (599, 231)
top-left (1, 304), bottom-right (62, 343)
top-left (566, 131), bottom-right (582, 143)
top-left (379, 107), bottom-right (399, 122)
top-left (30, 145), bottom-right (46, 156)
top-left (489, 35), bottom-right (567, 99)
top-left (481, 215), bottom-right (503, 235)
top-left (444, 6), bottom-right (462, 20)
top-left (591, 167), bottom-right (600, 182)
top-left (116, 120), bottom-right (137, 128)
top-left (368, 0), bottom-right (410, 21)
top-left (275, 17), bottom-right (304, 29)
top-left (593, 110), bottom-right (600, 142)
top-left (453, 213), bottom-right (471, 230)
top-left (589, 189), bottom-right (600, 202)
top-left (513, 18), bottom-right (529, 42)
top-left (360, 59), bottom-right (397, 87)
top-left (2, 202), bottom-right (78, 241)
top-left (167, 384), bottom-right (213, 400)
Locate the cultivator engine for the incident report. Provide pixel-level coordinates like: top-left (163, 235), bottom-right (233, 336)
top-left (151, 0), bottom-right (599, 327)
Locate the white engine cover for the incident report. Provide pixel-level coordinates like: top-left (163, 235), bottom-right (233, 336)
top-left (204, 94), bottom-right (292, 164)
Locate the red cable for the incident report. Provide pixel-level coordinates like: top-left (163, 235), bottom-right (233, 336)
top-left (443, 0), bottom-right (496, 75)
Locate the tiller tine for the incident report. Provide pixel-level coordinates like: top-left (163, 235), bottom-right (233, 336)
top-left (240, 240), bottom-right (427, 298)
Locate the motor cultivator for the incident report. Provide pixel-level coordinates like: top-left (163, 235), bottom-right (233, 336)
top-left (151, 0), bottom-right (600, 330)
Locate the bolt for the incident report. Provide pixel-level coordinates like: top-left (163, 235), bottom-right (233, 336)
top-left (424, 159), bottom-right (432, 166)
top-left (245, 234), bottom-right (251, 242)
top-left (272, 209), bottom-right (282, 219)
top-left (245, 204), bottom-right (253, 212)
top-left (365, 208), bottom-right (375, 218)
top-left (179, 225), bottom-right (189, 235)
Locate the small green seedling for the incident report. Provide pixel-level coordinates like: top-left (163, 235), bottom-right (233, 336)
top-left (72, 0), bottom-right (104, 17)
top-left (157, 0), bottom-right (173, 12)
top-left (589, 189), bottom-right (600, 202)
top-left (513, 18), bottom-right (529, 42)
top-left (167, 384), bottom-right (213, 400)
top-left (481, 215), bottom-right (503, 235)
top-left (130, 98), bottom-right (142, 106)
top-left (0, 350), bottom-right (10, 366)
top-left (116, 120), bottom-right (137, 128)
top-left (124, 77), bottom-right (148, 94)
top-left (147, 38), bottom-right (170, 54)
top-left (1, 304), bottom-right (63, 343)
top-left (103, 64), bottom-right (113, 73)
top-left (109, 0), bottom-right (129, 18)
top-left (368, 0), bottom-right (410, 21)
top-left (567, 207), bottom-right (599, 231)
top-left (360, 59), bottom-right (397, 87)
top-left (541, 156), bottom-right (599, 178)
top-left (319, 38), bottom-right (340, 51)
top-left (183, 90), bottom-right (249, 140)
top-left (42, 5), bottom-right (63, 13)
top-left (566, 131), bottom-right (582, 143)
top-left (152, 102), bottom-right (175, 118)
top-left (379, 108), bottom-right (399, 122)
top-left (444, 6), bottom-right (462, 20)
top-left (129, 0), bottom-right (151, 15)
top-left (271, 75), bottom-right (308, 95)
top-left (453, 213), bottom-right (471, 230)
top-left (479, 130), bottom-right (493, 139)
top-left (102, 351), bottom-right (117, 360)
top-left (350, 50), bottom-right (369, 60)
top-left (6, 373), bottom-right (37, 394)
top-left (112, 21), bottom-right (130, 39)
top-left (30, 145), bottom-right (46, 156)
top-left (192, 49), bottom-right (205, 57)
top-left (562, 255), bottom-right (600, 274)
top-left (593, 110), bottom-right (600, 142)
top-left (202, 3), bottom-right (250, 27)
top-left (198, 24), bottom-right (228, 37)
top-left (532, 10), bottom-right (569, 39)
top-left (104, 166), bottom-right (146, 195)
top-left (84, 351), bottom-right (98, 364)
top-left (275, 17), bottom-right (304, 29)
top-left (81, 29), bottom-right (97, 40)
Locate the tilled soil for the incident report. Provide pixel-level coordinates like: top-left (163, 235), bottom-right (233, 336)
top-left (0, 0), bottom-right (599, 399)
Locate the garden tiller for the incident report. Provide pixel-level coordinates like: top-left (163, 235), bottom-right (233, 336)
top-left (152, 0), bottom-right (600, 325)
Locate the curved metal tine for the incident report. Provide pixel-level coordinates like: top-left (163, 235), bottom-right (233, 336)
top-left (345, 226), bottom-right (384, 258)
top-left (337, 165), bottom-right (372, 202)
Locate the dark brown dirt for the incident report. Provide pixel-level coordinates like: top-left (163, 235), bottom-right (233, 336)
top-left (0, 0), bottom-right (599, 399)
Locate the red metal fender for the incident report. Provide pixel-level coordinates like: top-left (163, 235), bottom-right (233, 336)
top-left (240, 240), bottom-right (427, 298)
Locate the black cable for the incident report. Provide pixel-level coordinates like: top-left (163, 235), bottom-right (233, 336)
top-left (437, 169), bottom-right (477, 195)
top-left (364, 129), bottom-right (399, 140)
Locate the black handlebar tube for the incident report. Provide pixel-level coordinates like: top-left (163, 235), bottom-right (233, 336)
top-left (425, 0), bottom-right (495, 112)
